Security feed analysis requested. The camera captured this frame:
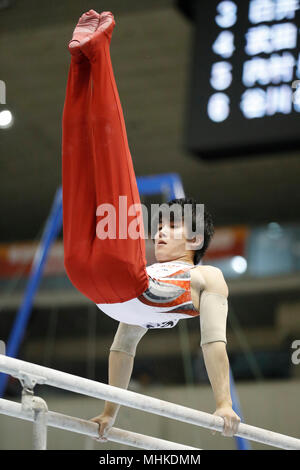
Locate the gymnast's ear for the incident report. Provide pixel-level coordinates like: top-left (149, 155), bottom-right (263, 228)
top-left (186, 234), bottom-right (203, 251)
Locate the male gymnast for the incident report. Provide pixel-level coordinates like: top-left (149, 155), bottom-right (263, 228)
top-left (62, 9), bottom-right (241, 444)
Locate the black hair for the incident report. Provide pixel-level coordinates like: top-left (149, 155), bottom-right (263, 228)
top-left (153, 196), bottom-right (215, 264)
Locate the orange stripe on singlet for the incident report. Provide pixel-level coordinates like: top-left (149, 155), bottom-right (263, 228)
top-left (137, 267), bottom-right (199, 317)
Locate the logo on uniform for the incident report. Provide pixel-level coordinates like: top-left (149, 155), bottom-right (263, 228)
top-left (145, 321), bottom-right (175, 329)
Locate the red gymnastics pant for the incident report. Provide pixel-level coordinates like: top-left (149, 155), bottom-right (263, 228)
top-left (62, 30), bottom-right (149, 304)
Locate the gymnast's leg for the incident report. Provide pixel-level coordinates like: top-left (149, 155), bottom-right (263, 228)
top-left (62, 12), bottom-right (104, 302)
top-left (62, 11), bottom-right (149, 303)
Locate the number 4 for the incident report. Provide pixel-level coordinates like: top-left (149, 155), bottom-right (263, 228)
top-left (212, 31), bottom-right (235, 59)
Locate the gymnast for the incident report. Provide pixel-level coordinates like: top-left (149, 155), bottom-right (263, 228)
top-left (62, 10), bottom-right (241, 443)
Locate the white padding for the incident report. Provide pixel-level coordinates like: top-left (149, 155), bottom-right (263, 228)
top-left (110, 322), bottom-right (148, 357)
top-left (199, 291), bottom-right (228, 346)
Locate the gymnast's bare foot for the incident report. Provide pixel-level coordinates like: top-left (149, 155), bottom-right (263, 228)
top-left (68, 9), bottom-right (100, 59)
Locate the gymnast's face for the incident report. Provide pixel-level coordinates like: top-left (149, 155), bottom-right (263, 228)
top-left (154, 216), bottom-right (195, 263)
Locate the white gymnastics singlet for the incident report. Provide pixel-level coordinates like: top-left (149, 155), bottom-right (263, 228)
top-left (96, 261), bottom-right (200, 329)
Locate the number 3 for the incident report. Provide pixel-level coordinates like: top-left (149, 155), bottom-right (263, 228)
top-left (215, 1), bottom-right (237, 29)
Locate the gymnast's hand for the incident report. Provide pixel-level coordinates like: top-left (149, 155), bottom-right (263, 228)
top-left (212, 405), bottom-right (241, 437)
top-left (90, 412), bottom-right (116, 442)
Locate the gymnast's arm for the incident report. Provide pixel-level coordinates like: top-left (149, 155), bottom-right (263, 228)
top-left (90, 322), bottom-right (147, 440)
top-left (198, 266), bottom-right (241, 437)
